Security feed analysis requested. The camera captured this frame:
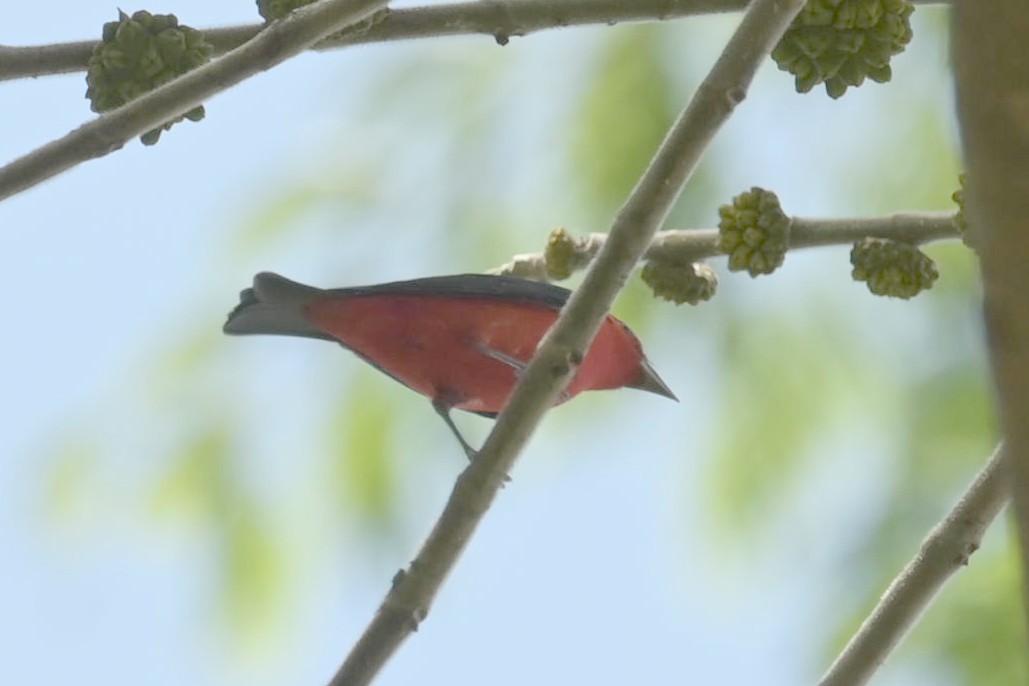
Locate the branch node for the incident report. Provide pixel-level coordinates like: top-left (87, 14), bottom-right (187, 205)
top-left (391, 568), bottom-right (406, 588)
top-left (725, 85), bottom-right (746, 107)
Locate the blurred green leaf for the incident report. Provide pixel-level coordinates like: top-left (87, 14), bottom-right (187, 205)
top-left (231, 172), bottom-right (381, 255)
top-left (848, 100), bottom-right (962, 214)
top-left (442, 197), bottom-right (538, 272)
top-left (327, 371), bottom-right (399, 528)
top-left (150, 331), bottom-right (224, 403)
top-left (148, 427), bottom-right (289, 639)
top-left (903, 367), bottom-right (994, 486)
top-left (613, 269), bottom-right (676, 333)
top-left (234, 185), bottom-right (334, 253)
top-left (571, 25), bottom-right (676, 219)
top-left (847, 366), bottom-right (994, 586)
top-left (161, 330), bottom-right (222, 375)
top-left (222, 500), bottom-right (287, 641)
top-left (705, 309), bottom-right (880, 537)
top-left (925, 543), bottom-right (1029, 685)
top-left (362, 49), bottom-right (505, 124)
top-left (42, 440), bottom-right (102, 528)
top-left (149, 428), bottom-right (233, 521)
top-left (923, 241), bottom-right (980, 307)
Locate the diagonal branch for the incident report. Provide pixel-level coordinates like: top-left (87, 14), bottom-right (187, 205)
top-left (324, 0), bottom-right (806, 684)
top-left (491, 212), bottom-right (959, 281)
top-left (952, 0), bottom-right (1029, 636)
top-left (817, 445), bottom-right (1010, 686)
top-left (0, 0), bottom-right (390, 204)
top-left (0, 0), bottom-right (945, 82)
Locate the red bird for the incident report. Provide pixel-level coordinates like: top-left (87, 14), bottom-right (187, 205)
top-left (224, 272), bottom-right (676, 456)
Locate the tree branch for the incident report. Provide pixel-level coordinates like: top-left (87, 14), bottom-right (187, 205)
top-left (952, 0), bottom-right (1029, 635)
top-left (0, 0), bottom-right (390, 204)
top-left (491, 212), bottom-right (958, 281)
top-left (817, 445), bottom-right (1010, 686)
top-left (0, 0), bottom-right (945, 82)
top-left (325, 0), bottom-right (806, 684)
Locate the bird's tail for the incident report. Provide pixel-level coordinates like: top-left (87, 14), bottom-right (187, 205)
top-left (223, 272), bottom-right (333, 340)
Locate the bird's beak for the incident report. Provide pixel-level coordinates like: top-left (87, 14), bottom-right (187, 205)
top-left (630, 358), bottom-right (678, 401)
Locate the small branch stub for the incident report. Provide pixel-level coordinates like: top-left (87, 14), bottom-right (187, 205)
top-left (951, 173), bottom-right (976, 251)
top-left (258, 0), bottom-right (393, 40)
top-left (258, 0), bottom-right (318, 21)
top-left (544, 228), bottom-right (597, 280)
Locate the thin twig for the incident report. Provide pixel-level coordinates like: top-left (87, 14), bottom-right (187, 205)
top-left (491, 212), bottom-right (959, 280)
top-left (0, 0), bottom-right (390, 204)
top-left (326, 1), bottom-right (806, 684)
top-left (953, 0), bottom-right (1029, 633)
top-left (817, 445), bottom-right (1010, 686)
top-left (0, 0), bottom-right (945, 82)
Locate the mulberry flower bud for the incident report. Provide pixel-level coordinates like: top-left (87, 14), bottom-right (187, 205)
top-left (718, 187), bottom-right (791, 277)
top-left (544, 228), bottom-right (594, 281)
top-left (642, 260), bottom-right (718, 305)
top-left (850, 237), bottom-right (938, 298)
top-left (771, 0), bottom-right (914, 99)
top-left (86, 10), bottom-right (213, 145)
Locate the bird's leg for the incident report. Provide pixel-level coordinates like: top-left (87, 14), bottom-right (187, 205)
top-left (431, 398), bottom-right (511, 484)
top-left (432, 398), bottom-right (478, 460)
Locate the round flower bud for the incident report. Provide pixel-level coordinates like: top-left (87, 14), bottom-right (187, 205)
top-left (850, 237), bottom-right (938, 299)
top-left (771, 0), bottom-right (914, 99)
top-left (642, 260), bottom-right (718, 305)
top-left (86, 10), bottom-right (213, 145)
top-left (544, 228), bottom-right (587, 281)
top-left (718, 187), bottom-right (791, 277)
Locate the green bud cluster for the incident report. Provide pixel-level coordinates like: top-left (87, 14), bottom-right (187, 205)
top-left (544, 228), bottom-right (587, 281)
top-left (642, 260), bottom-right (718, 306)
top-left (257, 0), bottom-right (318, 21)
top-left (951, 174), bottom-right (974, 250)
top-left (771, 0), bottom-right (914, 99)
top-left (86, 10), bottom-right (213, 145)
top-left (718, 187), bottom-right (791, 277)
top-left (850, 237), bottom-right (938, 298)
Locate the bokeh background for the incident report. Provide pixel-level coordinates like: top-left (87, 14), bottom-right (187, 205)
top-left (2, 2), bottom-right (1023, 685)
